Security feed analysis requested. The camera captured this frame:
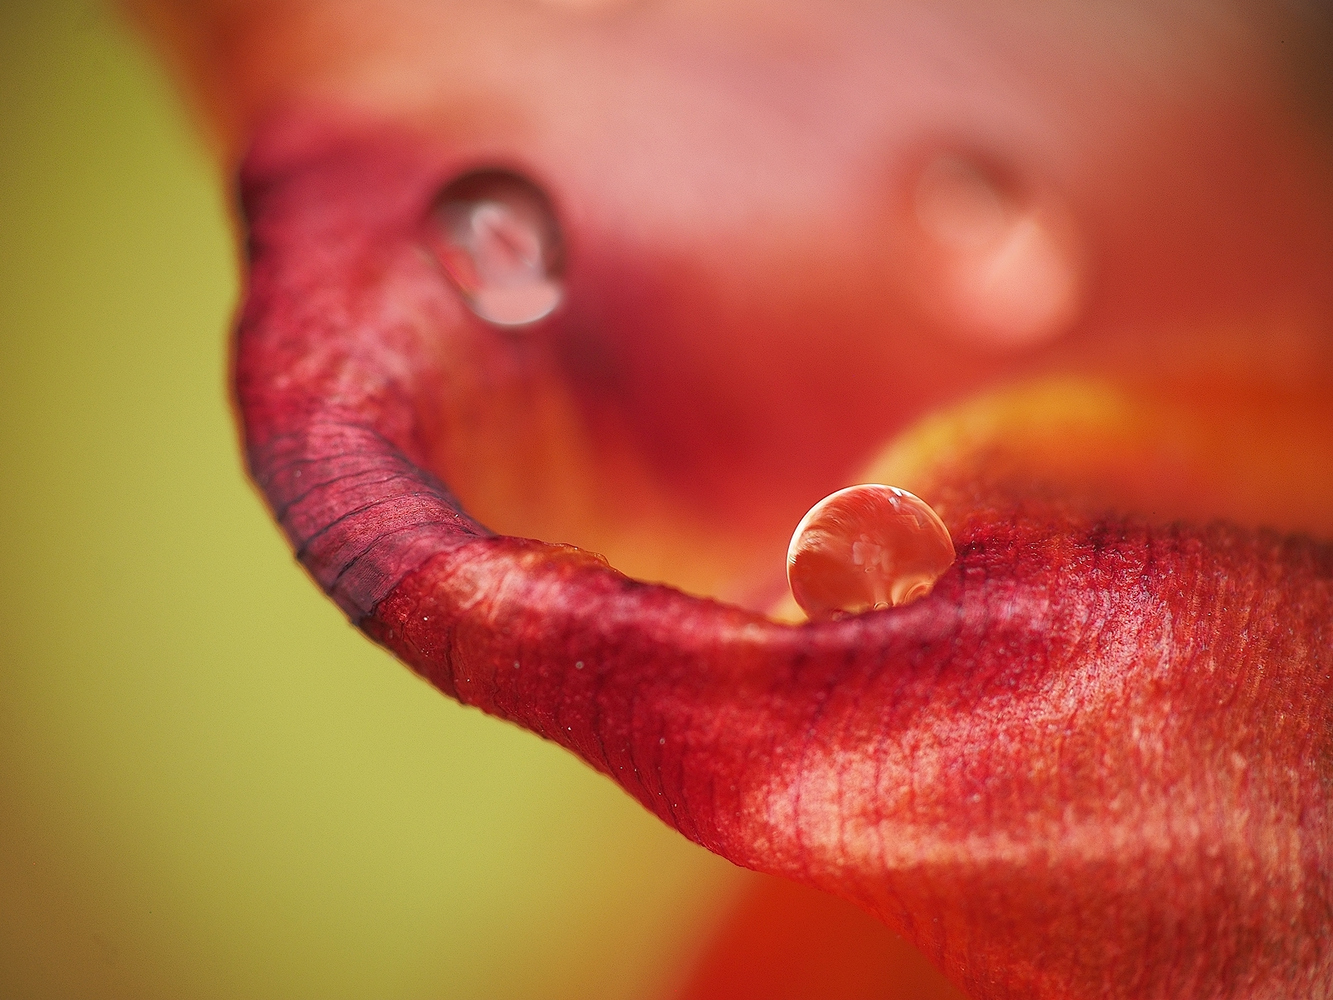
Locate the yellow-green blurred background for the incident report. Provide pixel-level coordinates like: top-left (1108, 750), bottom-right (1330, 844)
top-left (0, 4), bottom-right (738, 997)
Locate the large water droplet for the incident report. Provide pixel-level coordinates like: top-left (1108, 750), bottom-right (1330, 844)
top-left (787, 485), bottom-right (955, 619)
top-left (428, 170), bottom-right (565, 327)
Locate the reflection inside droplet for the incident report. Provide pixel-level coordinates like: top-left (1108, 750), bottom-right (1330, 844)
top-left (787, 485), bottom-right (955, 619)
top-left (914, 155), bottom-right (1082, 348)
top-left (428, 170), bottom-right (564, 327)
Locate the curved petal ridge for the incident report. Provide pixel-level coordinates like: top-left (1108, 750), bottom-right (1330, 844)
top-left (235, 121), bottom-right (1333, 1000)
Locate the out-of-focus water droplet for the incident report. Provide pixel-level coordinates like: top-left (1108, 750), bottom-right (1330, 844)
top-left (914, 155), bottom-right (1082, 348)
top-left (787, 485), bottom-right (955, 619)
top-left (428, 170), bottom-right (564, 327)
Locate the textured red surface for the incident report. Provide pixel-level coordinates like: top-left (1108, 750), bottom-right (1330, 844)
top-left (235, 122), bottom-right (1333, 999)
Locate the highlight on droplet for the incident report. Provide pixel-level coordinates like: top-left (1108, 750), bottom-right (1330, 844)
top-left (787, 485), bottom-right (955, 620)
top-left (427, 169), bottom-right (565, 327)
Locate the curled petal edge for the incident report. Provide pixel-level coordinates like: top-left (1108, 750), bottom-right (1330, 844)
top-left (236, 125), bottom-right (1333, 1000)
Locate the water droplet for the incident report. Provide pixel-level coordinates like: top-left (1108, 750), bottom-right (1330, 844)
top-left (787, 485), bottom-right (955, 619)
top-left (914, 155), bottom-right (1082, 348)
top-left (428, 170), bottom-right (564, 327)
top-left (916, 156), bottom-right (1010, 249)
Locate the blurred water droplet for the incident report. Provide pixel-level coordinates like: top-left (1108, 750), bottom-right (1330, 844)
top-left (787, 485), bottom-right (955, 619)
top-left (429, 170), bottom-right (564, 327)
top-left (915, 155), bottom-right (1082, 348)
top-left (916, 156), bottom-right (1010, 249)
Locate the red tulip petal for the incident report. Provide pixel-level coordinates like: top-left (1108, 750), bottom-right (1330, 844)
top-left (672, 874), bottom-right (965, 1000)
top-left (236, 123), bottom-right (1333, 1000)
